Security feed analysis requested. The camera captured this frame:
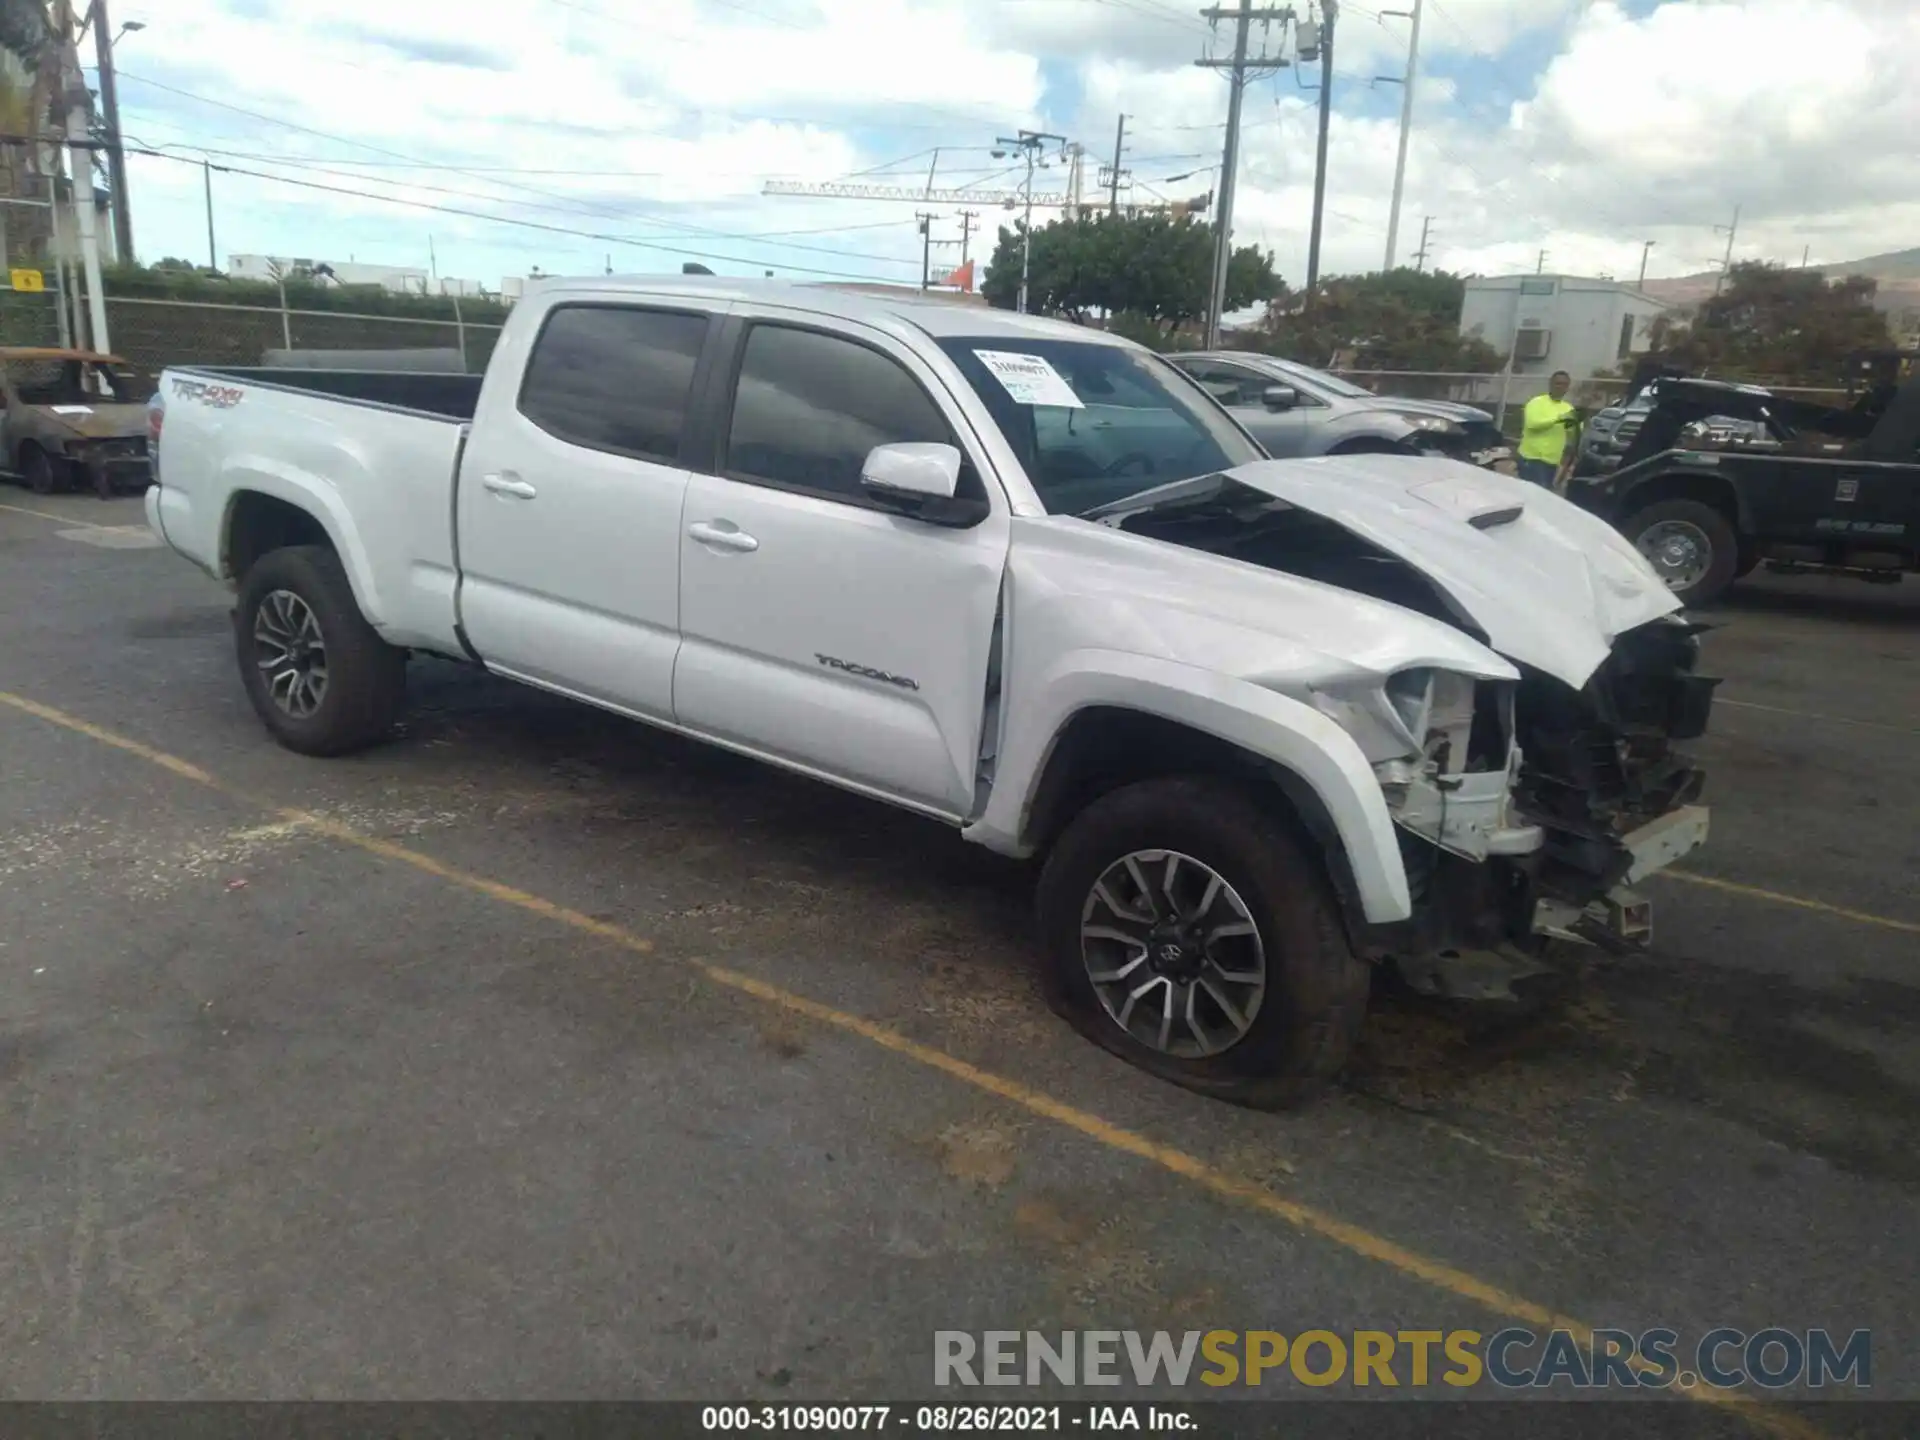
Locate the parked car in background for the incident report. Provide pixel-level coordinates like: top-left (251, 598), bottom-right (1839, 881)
top-left (1576, 391), bottom-right (1773, 478)
top-left (1171, 351), bottom-right (1512, 468)
top-left (1, 348), bottom-right (156, 499)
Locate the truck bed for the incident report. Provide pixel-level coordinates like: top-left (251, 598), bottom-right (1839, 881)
top-left (187, 366), bottom-right (484, 422)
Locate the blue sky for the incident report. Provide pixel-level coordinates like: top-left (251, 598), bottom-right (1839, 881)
top-left (97, 0), bottom-right (1919, 296)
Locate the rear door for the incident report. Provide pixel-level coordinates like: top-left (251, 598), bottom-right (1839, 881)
top-left (456, 297), bottom-right (718, 721)
top-left (673, 311), bottom-right (1009, 816)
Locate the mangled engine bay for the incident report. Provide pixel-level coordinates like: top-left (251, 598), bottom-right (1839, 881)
top-left (1110, 476), bottom-right (1718, 993)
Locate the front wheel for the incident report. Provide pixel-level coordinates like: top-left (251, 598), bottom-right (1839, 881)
top-left (1036, 776), bottom-right (1369, 1109)
top-left (23, 448), bottom-right (65, 496)
top-left (235, 545), bottom-right (407, 756)
top-left (1623, 498), bottom-right (1740, 606)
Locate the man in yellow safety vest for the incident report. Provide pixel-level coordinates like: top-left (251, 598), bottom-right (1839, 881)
top-left (1516, 370), bottom-right (1579, 488)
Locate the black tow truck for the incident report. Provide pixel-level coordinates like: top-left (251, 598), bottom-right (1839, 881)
top-left (1568, 349), bottom-right (1920, 605)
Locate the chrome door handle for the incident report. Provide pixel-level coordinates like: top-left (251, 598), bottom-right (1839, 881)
top-left (687, 521), bottom-right (759, 553)
top-left (482, 473), bottom-right (538, 499)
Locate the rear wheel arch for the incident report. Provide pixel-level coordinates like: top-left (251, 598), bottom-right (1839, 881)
top-left (223, 490), bottom-right (337, 583)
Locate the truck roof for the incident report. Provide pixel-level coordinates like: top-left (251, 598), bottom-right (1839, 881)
top-left (521, 275), bottom-right (1138, 346)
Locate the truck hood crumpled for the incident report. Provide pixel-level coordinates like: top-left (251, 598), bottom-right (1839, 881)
top-left (1209, 454), bottom-right (1681, 687)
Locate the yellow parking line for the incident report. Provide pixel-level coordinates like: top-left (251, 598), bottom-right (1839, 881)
top-left (1717, 697), bottom-right (1915, 736)
top-left (1661, 869), bottom-right (1920, 936)
top-left (0, 689), bottom-right (1829, 1438)
top-left (0, 499), bottom-right (110, 529)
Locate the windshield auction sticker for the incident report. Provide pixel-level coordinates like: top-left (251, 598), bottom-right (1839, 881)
top-left (973, 349), bottom-right (1084, 409)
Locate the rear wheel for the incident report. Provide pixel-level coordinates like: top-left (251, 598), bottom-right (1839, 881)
top-left (1623, 498), bottom-right (1740, 606)
top-left (235, 545), bottom-right (407, 756)
top-left (1036, 776), bottom-right (1369, 1109)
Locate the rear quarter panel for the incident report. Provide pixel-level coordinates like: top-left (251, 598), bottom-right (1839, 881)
top-left (155, 371), bottom-right (467, 651)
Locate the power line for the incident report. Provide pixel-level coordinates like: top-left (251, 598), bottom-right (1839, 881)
top-left (126, 147), bottom-right (909, 282)
top-left (116, 77), bottom-right (944, 267)
top-left (128, 137), bottom-right (924, 267)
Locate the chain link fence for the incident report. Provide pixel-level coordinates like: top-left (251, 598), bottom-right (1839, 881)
top-left (0, 291), bottom-right (505, 375)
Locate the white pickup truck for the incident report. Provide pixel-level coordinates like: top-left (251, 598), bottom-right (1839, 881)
top-left (146, 277), bottom-right (1715, 1106)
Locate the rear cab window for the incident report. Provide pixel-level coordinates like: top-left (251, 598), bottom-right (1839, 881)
top-left (517, 304), bottom-right (710, 461)
top-left (937, 338), bottom-right (1262, 516)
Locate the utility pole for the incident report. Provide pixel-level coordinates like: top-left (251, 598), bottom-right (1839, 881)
top-left (1197, 1), bottom-right (1292, 346)
top-left (993, 130), bottom-right (1065, 314)
top-left (1800, 244), bottom-right (1810, 269)
top-left (1536, 248), bottom-right (1548, 274)
top-left (1381, 0), bottom-right (1422, 271)
top-left (53, 0), bottom-right (109, 354)
top-left (1107, 113), bottom-right (1129, 215)
top-left (1712, 204), bottom-right (1739, 295)
top-left (1411, 215), bottom-right (1433, 272)
top-left (89, 0), bottom-right (134, 264)
top-left (1304, 0), bottom-right (1337, 298)
top-left (957, 209), bottom-right (979, 268)
top-left (203, 159), bottom-right (217, 270)
top-left (1637, 239), bottom-right (1654, 287)
top-left (916, 211), bottom-right (937, 291)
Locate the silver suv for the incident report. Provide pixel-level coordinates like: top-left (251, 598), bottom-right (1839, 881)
top-left (1172, 351), bottom-right (1511, 466)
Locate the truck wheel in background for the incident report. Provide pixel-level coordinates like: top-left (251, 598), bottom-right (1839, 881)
top-left (234, 544), bottom-right (407, 756)
top-left (1622, 497), bottom-right (1740, 607)
top-left (1036, 775), bottom-right (1369, 1109)
top-left (22, 447), bottom-right (66, 496)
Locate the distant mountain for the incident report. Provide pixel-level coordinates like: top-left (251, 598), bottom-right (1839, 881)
top-left (1642, 248), bottom-right (1920, 325)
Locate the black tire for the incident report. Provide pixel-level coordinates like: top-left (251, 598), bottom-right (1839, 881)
top-left (1622, 497), bottom-right (1740, 606)
top-left (234, 545), bottom-right (407, 756)
top-left (1036, 775), bottom-right (1369, 1109)
top-left (23, 447), bottom-right (63, 496)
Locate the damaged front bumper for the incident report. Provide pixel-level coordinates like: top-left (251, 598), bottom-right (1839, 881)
top-left (1532, 803), bottom-right (1710, 950)
top-left (1367, 618), bottom-right (1715, 999)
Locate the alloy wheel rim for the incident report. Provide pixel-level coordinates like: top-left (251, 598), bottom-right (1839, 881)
top-left (253, 589), bottom-right (329, 718)
top-left (1635, 519), bottom-right (1713, 591)
top-left (1079, 849), bottom-right (1267, 1059)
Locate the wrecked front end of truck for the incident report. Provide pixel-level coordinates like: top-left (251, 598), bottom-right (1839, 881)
top-left (1099, 456), bottom-right (1719, 997)
top-left (1360, 618), bottom-right (1715, 997)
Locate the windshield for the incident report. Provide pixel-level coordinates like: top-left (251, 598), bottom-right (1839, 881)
top-left (937, 337), bottom-right (1263, 515)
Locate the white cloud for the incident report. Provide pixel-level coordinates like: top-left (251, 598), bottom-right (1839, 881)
top-left (87, 0), bottom-right (1920, 300)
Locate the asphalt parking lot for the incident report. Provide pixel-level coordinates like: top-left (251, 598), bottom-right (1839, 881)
top-left (2, 491), bottom-right (1916, 1426)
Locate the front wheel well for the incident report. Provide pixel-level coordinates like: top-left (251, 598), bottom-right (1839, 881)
top-left (1021, 707), bottom-right (1368, 938)
top-left (226, 490), bottom-right (334, 582)
top-left (1329, 435), bottom-right (1411, 456)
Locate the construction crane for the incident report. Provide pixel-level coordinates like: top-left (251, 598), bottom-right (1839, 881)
top-left (762, 179), bottom-right (1074, 207)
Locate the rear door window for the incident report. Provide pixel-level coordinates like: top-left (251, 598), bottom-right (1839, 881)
top-left (517, 304), bottom-right (710, 461)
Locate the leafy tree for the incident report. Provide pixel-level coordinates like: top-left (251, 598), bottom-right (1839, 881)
top-left (1247, 268), bottom-right (1502, 373)
top-left (980, 212), bottom-right (1281, 338)
top-left (1646, 261), bottom-right (1892, 383)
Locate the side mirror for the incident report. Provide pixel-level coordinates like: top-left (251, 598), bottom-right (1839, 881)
top-left (1262, 384), bottom-right (1298, 411)
top-left (859, 442), bottom-right (988, 527)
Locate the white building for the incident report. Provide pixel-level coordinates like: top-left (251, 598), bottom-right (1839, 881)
top-left (1459, 275), bottom-right (1671, 385)
top-left (228, 255), bottom-right (493, 297)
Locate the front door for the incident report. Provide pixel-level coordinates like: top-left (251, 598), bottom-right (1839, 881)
top-left (456, 298), bottom-right (717, 720)
top-left (1184, 359), bottom-right (1318, 457)
top-left (673, 315), bottom-right (1009, 816)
